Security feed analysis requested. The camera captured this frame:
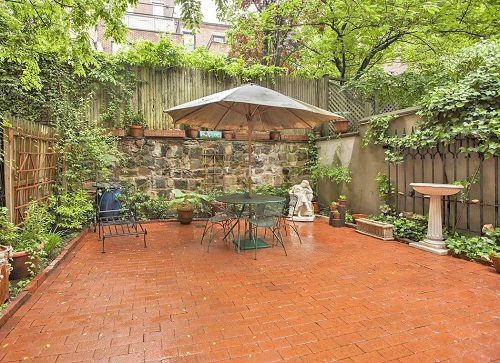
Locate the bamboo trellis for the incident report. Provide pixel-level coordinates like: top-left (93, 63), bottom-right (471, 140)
top-left (2, 119), bottom-right (57, 224)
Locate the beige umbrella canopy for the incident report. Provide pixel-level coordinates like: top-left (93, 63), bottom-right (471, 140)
top-left (164, 83), bottom-right (346, 191)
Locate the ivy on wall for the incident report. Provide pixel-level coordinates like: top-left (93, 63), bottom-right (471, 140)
top-left (362, 41), bottom-right (500, 162)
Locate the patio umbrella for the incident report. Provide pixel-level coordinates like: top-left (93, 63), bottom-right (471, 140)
top-left (164, 83), bottom-right (346, 191)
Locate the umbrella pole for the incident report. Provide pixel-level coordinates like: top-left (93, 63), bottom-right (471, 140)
top-left (247, 116), bottom-right (253, 195)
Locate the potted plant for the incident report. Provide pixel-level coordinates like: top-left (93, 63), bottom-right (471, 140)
top-left (270, 131), bottom-right (281, 140)
top-left (222, 130), bottom-right (234, 139)
top-left (185, 126), bottom-right (199, 139)
top-left (168, 189), bottom-right (210, 224)
top-left (337, 195), bottom-right (347, 207)
top-left (329, 202), bottom-right (338, 212)
top-left (1, 203), bottom-right (51, 280)
top-left (125, 112), bottom-right (146, 138)
top-left (333, 120), bottom-right (349, 133)
top-left (489, 251), bottom-right (500, 273)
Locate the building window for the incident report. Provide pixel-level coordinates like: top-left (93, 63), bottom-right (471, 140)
top-left (212, 34), bottom-right (226, 43)
top-left (183, 31), bottom-right (195, 51)
top-left (152, 2), bottom-right (164, 17)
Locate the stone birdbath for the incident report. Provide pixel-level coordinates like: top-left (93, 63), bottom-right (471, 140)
top-left (409, 183), bottom-right (463, 255)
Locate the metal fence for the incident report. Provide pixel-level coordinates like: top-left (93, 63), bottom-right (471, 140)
top-left (387, 134), bottom-right (499, 234)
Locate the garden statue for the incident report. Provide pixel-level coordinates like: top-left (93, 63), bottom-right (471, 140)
top-left (288, 180), bottom-right (315, 221)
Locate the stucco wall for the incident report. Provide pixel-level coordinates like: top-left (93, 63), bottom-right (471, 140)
top-left (316, 112), bottom-right (420, 214)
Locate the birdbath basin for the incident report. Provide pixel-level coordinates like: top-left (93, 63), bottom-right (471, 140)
top-left (409, 183), bottom-right (463, 255)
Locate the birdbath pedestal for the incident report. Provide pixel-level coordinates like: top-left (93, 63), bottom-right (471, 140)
top-left (409, 183), bottom-right (463, 255)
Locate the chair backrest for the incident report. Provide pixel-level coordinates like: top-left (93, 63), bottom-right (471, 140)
top-left (97, 187), bottom-right (122, 218)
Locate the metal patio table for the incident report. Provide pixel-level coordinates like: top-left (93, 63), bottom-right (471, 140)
top-left (216, 194), bottom-right (286, 251)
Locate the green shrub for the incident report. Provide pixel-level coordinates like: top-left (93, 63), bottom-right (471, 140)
top-left (0, 207), bottom-right (19, 246)
top-left (446, 230), bottom-right (500, 260)
top-left (49, 190), bottom-right (94, 231)
top-left (42, 232), bottom-right (63, 256)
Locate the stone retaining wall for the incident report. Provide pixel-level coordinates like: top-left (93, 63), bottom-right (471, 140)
top-left (114, 137), bottom-right (308, 195)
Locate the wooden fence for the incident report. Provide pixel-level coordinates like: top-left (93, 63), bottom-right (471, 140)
top-left (88, 67), bottom-right (329, 130)
top-left (2, 119), bottom-right (57, 224)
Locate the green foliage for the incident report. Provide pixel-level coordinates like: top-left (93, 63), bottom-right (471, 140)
top-left (48, 190), bottom-right (94, 231)
top-left (228, 0), bottom-right (499, 82)
top-left (56, 118), bottom-right (122, 190)
top-left (121, 38), bottom-right (286, 81)
top-left (361, 41), bottom-right (500, 162)
top-left (0, 0), bottom-right (134, 89)
top-left (42, 232), bottom-right (63, 256)
top-left (375, 173), bottom-right (395, 205)
top-left (0, 207), bottom-right (19, 247)
top-left (253, 183), bottom-right (291, 198)
top-left (311, 163), bottom-right (352, 185)
top-left (446, 229), bottom-right (500, 260)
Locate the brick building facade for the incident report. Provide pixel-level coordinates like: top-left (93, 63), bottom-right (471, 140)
top-left (91, 0), bottom-right (229, 54)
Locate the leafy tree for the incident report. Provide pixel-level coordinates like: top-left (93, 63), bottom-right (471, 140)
top-left (0, 0), bottom-right (135, 89)
top-left (227, 0), bottom-right (499, 83)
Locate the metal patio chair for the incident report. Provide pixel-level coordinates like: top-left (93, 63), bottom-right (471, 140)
top-left (200, 198), bottom-right (237, 252)
top-left (248, 202), bottom-right (287, 260)
top-left (95, 185), bottom-right (147, 253)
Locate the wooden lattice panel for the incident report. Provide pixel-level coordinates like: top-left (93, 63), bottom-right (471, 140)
top-left (3, 119), bottom-right (57, 224)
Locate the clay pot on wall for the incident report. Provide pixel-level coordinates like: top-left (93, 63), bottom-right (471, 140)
top-left (10, 251), bottom-right (37, 280)
top-left (333, 120), bottom-right (349, 133)
top-left (128, 125), bottom-right (144, 138)
top-left (0, 246), bottom-right (11, 303)
top-left (270, 131), bottom-right (281, 140)
top-left (185, 127), bottom-right (199, 139)
top-left (177, 203), bottom-right (195, 224)
top-left (490, 253), bottom-right (500, 274)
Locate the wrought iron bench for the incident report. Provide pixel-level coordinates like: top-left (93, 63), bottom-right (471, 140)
top-left (95, 184), bottom-right (147, 253)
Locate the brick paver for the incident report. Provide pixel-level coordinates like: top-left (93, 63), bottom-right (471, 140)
top-left (0, 220), bottom-right (498, 362)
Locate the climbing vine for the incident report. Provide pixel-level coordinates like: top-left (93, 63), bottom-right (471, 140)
top-left (361, 41), bottom-right (500, 163)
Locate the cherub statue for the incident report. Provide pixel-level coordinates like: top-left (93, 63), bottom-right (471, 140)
top-left (288, 180), bottom-right (314, 219)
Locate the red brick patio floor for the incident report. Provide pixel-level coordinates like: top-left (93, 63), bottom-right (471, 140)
top-left (0, 220), bottom-right (498, 362)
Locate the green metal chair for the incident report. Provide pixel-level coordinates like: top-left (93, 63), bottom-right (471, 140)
top-left (200, 199), bottom-right (237, 252)
top-left (248, 202), bottom-right (287, 260)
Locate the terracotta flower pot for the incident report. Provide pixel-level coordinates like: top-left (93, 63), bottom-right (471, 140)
top-left (177, 206), bottom-right (195, 224)
top-left (270, 131), bottom-right (281, 140)
top-left (490, 254), bottom-right (500, 274)
top-left (333, 120), bottom-right (349, 133)
top-left (0, 246), bottom-right (11, 303)
top-left (10, 251), bottom-right (37, 280)
top-left (185, 128), bottom-right (199, 139)
top-left (128, 125), bottom-right (144, 138)
top-left (222, 131), bottom-right (234, 139)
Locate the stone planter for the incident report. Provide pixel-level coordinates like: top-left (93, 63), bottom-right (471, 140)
top-left (185, 128), bottom-right (199, 139)
top-left (0, 246), bottom-right (11, 303)
top-left (128, 125), bottom-right (144, 138)
top-left (333, 120), bottom-right (349, 133)
top-left (352, 213), bottom-right (368, 222)
top-left (144, 129), bottom-right (184, 138)
top-left (282, 134), bottom-right (308, 141)
top-left (356, 218), bottom-right (394, 241)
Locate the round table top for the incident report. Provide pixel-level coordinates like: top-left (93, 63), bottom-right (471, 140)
top-left (216, 194), bottom-right (286, 205)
